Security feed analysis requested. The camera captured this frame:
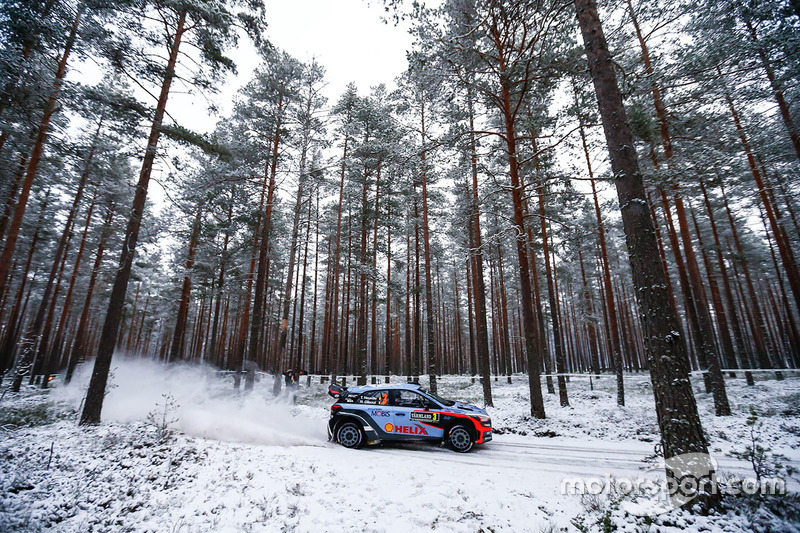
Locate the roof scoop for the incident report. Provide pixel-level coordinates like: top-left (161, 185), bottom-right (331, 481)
top-left (328, 383), bottom-right (347, 399)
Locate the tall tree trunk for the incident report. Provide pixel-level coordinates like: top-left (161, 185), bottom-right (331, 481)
top-left (356, 150), bottom-right (371, 385)
top-left (405, 217), bottom-right (412, 381)
top-left (575, 84), bottom-right (625, 402)
top-left (384, 198), bottom-right (392, 383)
top-left (630, 0), bottom-right (729, 414)
top-left (672, 191), bottom-right (730, 415)
top-left (295, 190), bottom-right (314, 372)
top-left (575, 0), bottom-right (714, 498)
top-left (65, 203), bottom-right (114, 384)
top-left (248, 103), bottom-right (284, 390)
top-left (578, 245), bottom-right (601, 376)
top-left (0, 192), bottom-right (50, 379)
top-left (465, 246), bottom-right (477, 379)
top-left (419, 101), bottom-right (438, 394)
top-left (488, 18), bottom-right (545, 418)
top-left (523, 196), bottom-right (554, 394)
top-left (536, 175), bottom-right (568, 406)
top-left (496, 239), bottom-right (513, 384)
top-left (44, 189), bottom-right (97, 385)
top-left (590, 176), bottom-right (624, 404)
top-left (721, 185), bottom-right (774, 370)
top-left (743, 18), bottom-right (800, 161)
top-left (340, 205), bottom-right (355, 380)
top-left (169, 204), bottom-right (203, 361)
top-left (0, 5), bottom-right (83, 303)
top-left (11, 96), bottom-right (100, 392)
top-left (413, 195), bottom-right (421, 381)
top-left (690, 205), bottom-right (737, 370)
top-left (134, 294), bottom-right (150, 356)
top-left (208, 188), bottom-right (234, 366)
top-left (370, 164), bottom-right (382, 381)
top-left (467, 87), bottom-right (493, 405)
top-left (275, 162), bottom-right (307, 382)
top-left (0, 152), bottom-right (28, 246)
top-left (328, 132), bottom-right (349, 382)
top-left (309, 190), bottom-right (321, 374)
top-left (80, 10), bottom-right (187, 425)
top-left (700, 180), bottom-right (755, 384)
top-left (720, 70), bottom-right (800, 313)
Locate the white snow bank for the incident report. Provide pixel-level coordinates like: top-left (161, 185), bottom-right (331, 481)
top-left (53, 356), bottom-right (326, 447)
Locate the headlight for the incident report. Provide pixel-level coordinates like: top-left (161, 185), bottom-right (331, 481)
top-left (471, 414), bottom-right (491, 426)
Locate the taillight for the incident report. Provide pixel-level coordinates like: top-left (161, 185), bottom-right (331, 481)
top-left (331, 404), bottom-right (343, 413)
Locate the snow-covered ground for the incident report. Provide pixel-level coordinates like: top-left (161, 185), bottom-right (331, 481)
top-left (1, 359), bottom-right (799, 532)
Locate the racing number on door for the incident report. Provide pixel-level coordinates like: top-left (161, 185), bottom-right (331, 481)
top-left (390, 390), bottom-right (443, 438)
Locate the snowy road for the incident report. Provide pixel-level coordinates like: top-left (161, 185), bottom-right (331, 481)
top-left (345, 433), bottom-right (785, 481)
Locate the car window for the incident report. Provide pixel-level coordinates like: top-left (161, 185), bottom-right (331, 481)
top-left (358, 390), bottom-right (389, 405)
top-left (424, 391), bottom-right (455, 407)
top-left (392, 390), bottom-right (427, 408)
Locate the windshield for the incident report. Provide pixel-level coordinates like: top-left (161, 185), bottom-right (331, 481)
top-left (418, 388), bottom-right (456, 407)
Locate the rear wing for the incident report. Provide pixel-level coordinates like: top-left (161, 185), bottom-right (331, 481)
top-left (328, 383), bottom-right (347, 399)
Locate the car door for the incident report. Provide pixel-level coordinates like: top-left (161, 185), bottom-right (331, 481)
top-left (357, 390), bottom-right (393, 435)
top-left (389, 389), bottom-right (444, 440)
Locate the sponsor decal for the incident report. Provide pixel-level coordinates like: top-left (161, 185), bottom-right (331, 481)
top-left (392, 425), bottom-right (428, 435)
top-left (369, 409), bottom-right (392, 417)
top-left (384, 423), bottom-right (394, 432)
top-left (410, 411), bottom-right (440, 422)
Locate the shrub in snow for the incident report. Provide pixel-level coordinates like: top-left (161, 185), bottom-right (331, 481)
top-left (145, 393), bottom-right (179, 442)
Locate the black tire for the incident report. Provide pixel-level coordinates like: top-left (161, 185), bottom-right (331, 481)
top-left (336, 421), bottom-right (364, 449)
top-left (447, 425), bottom-right (474, 453)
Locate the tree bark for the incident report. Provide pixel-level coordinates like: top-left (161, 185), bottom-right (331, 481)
top-left (65, 203), bottom-right (114, 383)
top-left (248, 101), bottom-right (284, 390)
top-left (169, 204), bottom-right (203, 361)
top-left (700, 180), bottom-right (755, 384)
top-left (744, 18), bottom-right (800, 161)
top-left (0, 5), bottom-right (83, 303)
top-left (419, 101), bottom-right (438, 394)
top-left (11, 97), bottom-right (100, 391)
top-left (208, 187), bottom-right (234, 366)
top-left (575, 0), bottom-right (713, 490)
top-left (721, 70), bottom-right (800, 314)
top-left (487, 13), bottom-right (545, 418)
top-left (44, 189), bottom-right (97, 384)
top-left (536, 175), bottom-right (568, 406)
top-left (275, 155), bottom-right (307, 379)
top-left (328, 130), bottom-right (350, 382)
top-left (0, 192), bottom-right (49, 378)
top-left (467, 87), bottom-right (493, 405)
top-left (80, 10), bottom-right (187, 425)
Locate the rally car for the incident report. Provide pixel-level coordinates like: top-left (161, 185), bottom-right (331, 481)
top-left (327, 382), bottom-right (492, 452)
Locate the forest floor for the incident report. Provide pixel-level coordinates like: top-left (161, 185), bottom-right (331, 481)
top-left (1, 358), bottom-right (799, 532)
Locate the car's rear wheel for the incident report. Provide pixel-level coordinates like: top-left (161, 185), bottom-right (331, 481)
top-left (337, 421), bottom-right (364, 449)
top-left (448, 425), bottom-right (474, 453)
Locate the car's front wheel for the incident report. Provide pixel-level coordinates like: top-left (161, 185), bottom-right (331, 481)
top-left (336, 421), bottom-right (364, 449)
top-left (448, 425), bottom-right (474, 453)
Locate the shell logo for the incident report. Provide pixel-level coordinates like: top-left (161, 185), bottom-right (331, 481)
top-left (384, 423), bottom-right (394, 432)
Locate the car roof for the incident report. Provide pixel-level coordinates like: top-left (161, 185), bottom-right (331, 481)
top-left (346, 383), bottom-right (425, 395)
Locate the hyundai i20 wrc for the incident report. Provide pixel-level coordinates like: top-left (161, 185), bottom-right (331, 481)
top-left (327, 383), bottom-right (492, 452)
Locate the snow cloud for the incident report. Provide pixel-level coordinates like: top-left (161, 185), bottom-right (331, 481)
top-left (55, 357), bottom-right (327, 447)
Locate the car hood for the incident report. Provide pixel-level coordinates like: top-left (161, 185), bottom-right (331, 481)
top-left (448, 401), bottom-right (488, 416)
